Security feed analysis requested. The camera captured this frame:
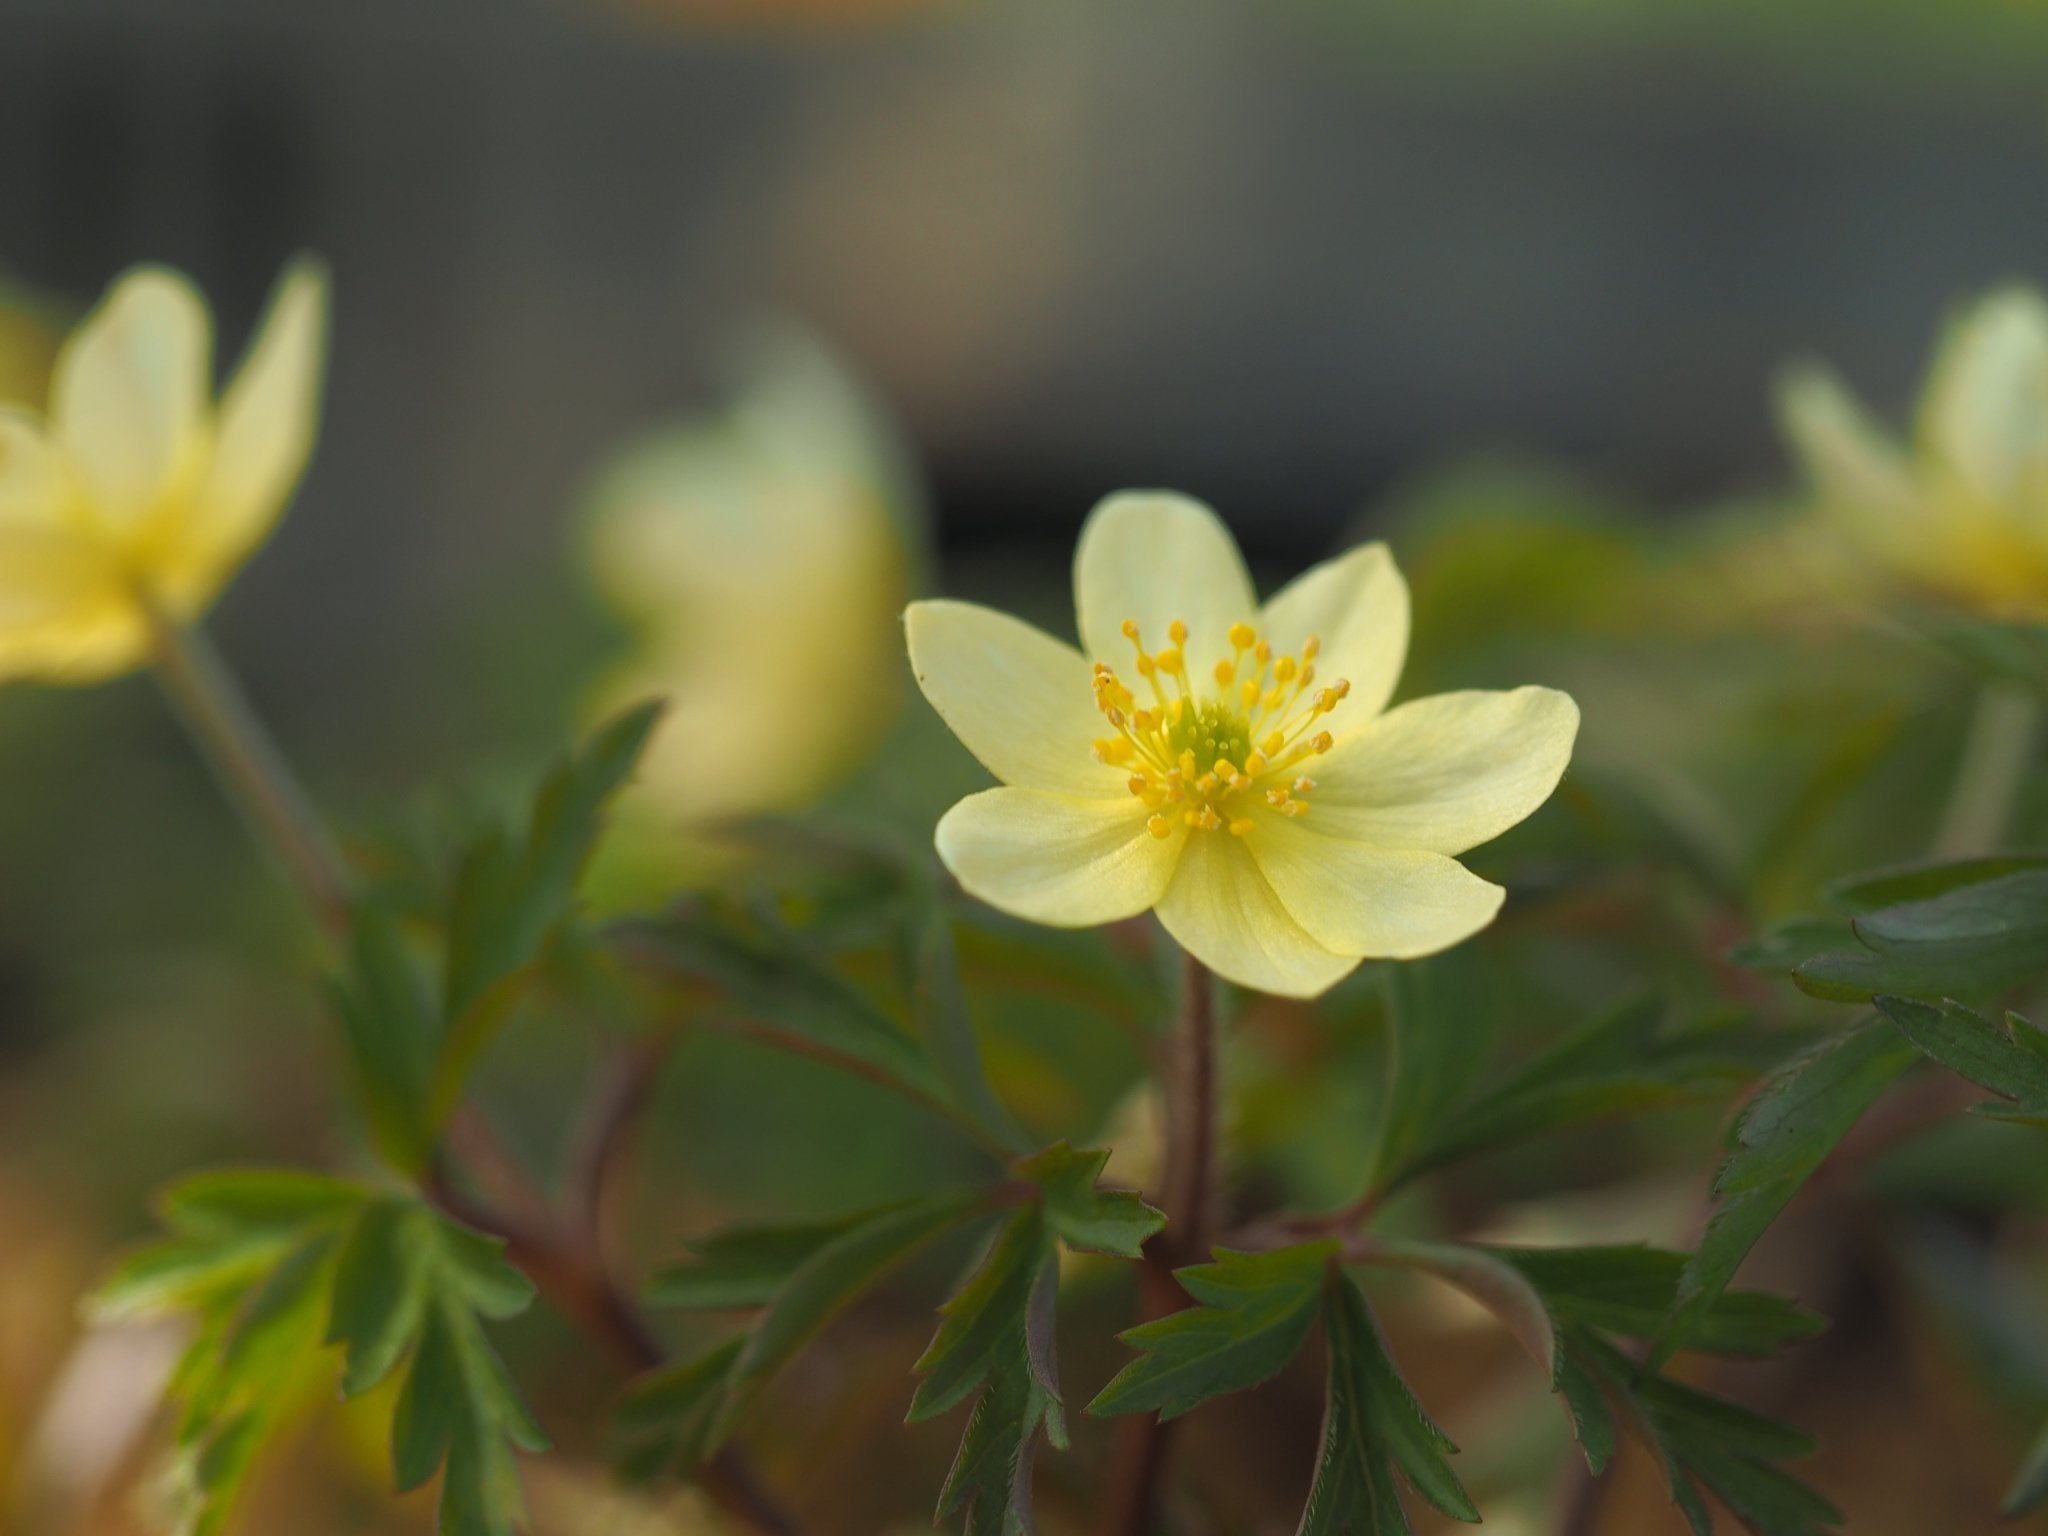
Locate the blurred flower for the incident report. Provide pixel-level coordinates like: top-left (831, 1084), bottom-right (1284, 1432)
top-left (906, 493), bottom-right (1579, 999)
top-left (1781, 286), bottom-right (2048, 615)
top-left (0, 261), bottom-right (328, 684)
top-left (584, 328), bottom-right (920, 882)
top-left (0, 283), bottom-right (60, 410)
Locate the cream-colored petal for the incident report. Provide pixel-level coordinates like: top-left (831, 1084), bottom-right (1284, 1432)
top-left (907, 598), bottom-right (1128, 797)
top-left (1256, 540), bottom-right (1409, 724)
top-left (1778, 365), bottom-right (1919, 520)
top-left (1917, 287), bottom-right (2048, 501)
top-left (0, 524), bottom-right (144, 682)
top-left (935, 788), bottom-right (1182, 927)
top-left (1251, 813), bottom-right (1504, 958)
top-left (1072, 491), bottom-right (1258, 669)
top-left (0, 410), bottom-right (67, 526)
top-left (1153, 829), bottom-right (1359, 999)
top-left (1306, 687), bottom-right (1580, 855)
top-left (50, 267), bottom-right (212, 526)
top-left (186, 258), bottom-right (328, 586)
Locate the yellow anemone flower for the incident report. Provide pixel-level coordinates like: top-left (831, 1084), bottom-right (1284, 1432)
top-left (0, 260), bottom-right (327, 684)
top-left (1780, 285), bottom-right (2048, 615)
top-left (906, 493), bottom-right (1580, 999)
top-left (585, 329), bottom-right (916, 881)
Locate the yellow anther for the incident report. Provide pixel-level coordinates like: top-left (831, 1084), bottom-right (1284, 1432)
top-left (1228, 817), bottom-right (1255, 837)
top-left (1197, 773), bottom-right (1219, 795)
top-left (1179, 749), bottom-right (1198, 779)
top-left (1214, 659), bottom-right (1235, 686)
top-left (1254, 640), bottom-right (1272, 665)
top-left (1302, 635), bottom-right (1321, 660)
top-left (1147, 814), bottom-right (1173, 839)
top-left (1136, 652), bottom-right (1157, 677)
top-left (1197, 806), bottom-right (1223, 831)
top-left (1127, 775), bottom-right (1150, 797)
top-left (1263, 732), bottom-right (1286, 756)
top-left (1331, 677), bottom-right (1351, 699)
top-left (1132, 708), bottom-right (1158, 732)
top-left (1184, 809), bottom-right (1202, 827)
top-left (1293, 776), bottom-right (1317, 793)
top-left (1312, 731), bottom-right (1333, 753)
top-left (1281, 800), bottom-right (1309, 818)
top-left (1313, 688), bottom-right (1337, 712)
top-left (1274, 656), bottom-right (1297, 684)
top-left (1168, 619), bottom-right (1188, 646)
top-left (1298, 664), bottom-right (1315, 688)
top-left (1244, 751), bottom-right (1267, 775)
top-left (1106, 706), bottom-right (1126, 728)
top-left (1167, 697), bottom-right (1187, 722)
top-left (1228, 622), bottom-right (1257, 650)
top-left (1214, 758), bottom-right (1240, 783)
top-left (1240, 679), bottom-right (1260, 709)
top-left (1267, 788), bottom-right (1291, 807)
top-left (1121, 618), bottom-right (1142, 642)
top-left (1155, 647), bottom-right (1183, 674)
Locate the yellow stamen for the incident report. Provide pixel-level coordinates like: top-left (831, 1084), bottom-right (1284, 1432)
top-left (1148, 814), bottom-right (1173, 839)
top-left (1228, 622), bottom-right (1257, 650)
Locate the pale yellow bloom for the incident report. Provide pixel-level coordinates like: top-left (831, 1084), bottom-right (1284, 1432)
top-left (1781, 286), bottom-right (2048, 614)
top-left (0, 261), bottom-right (327, 683)
top-left (907, 493), bottom-right (1580, 999)
top-left (585, 329), bottom-right (916, 871)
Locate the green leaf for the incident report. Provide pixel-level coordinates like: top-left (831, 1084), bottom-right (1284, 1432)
top-left (327, 1199), bottom-right (431, 1396)
top-left (612, 1336), bottom-right (747, 1485)
top-left (624, 901), bottom-right (948, 1110)
top-left (910, 1208), bottom-right (1052, 1423)
top-left (1825, 854), bottom-right (2048, 915)
top-left (935, 1338), bottom-right (1062, 1536)
top-left (1798, 868), bottom-right (2048, 1002)
top-left (159, 1170), bottom-right (370, 1239)
top-left (1920, 612), bottom-right (2048, 698)
top-left (1299, 1270), bottom-right (1478, 1534)
top-left (1728, 917), bottom-right (1855, 977)
top-left (433, 703), bottom-right (662, 1127)
top-left (1497, 1244), bottom-right (1822, 1358)
top-left (330, 906), bottom-right (440, 1174)
top-left (1365, 953), bottom-right (1499, 1192)
top-left (645, 1214), bottom-right (865, 1311)
top-left (914, 898), bottom-right (1034, 1155)
top-left (1360, 1237), bottom-right (1557, 1381)
top-left (1012, 1142), bottom-right (1164, 1259)
top-left (713, 1187), bottom-right (988, 1442)
top-left (1577, 1333), bottom-right (1839, 1536)
top-left (1655, 1021), bottom-right (1915, 1368)
top-left (1389, 995), bottom-right (1749, 1188)
top-left (1089, 1242), bottom-right (1335, 1421)
top-left (1875, 995), bottom-right (2048, 1109)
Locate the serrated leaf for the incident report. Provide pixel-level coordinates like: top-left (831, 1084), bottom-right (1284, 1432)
top-left (1390, 995), bottom-right (1749, 1188)
top-left (1089, 1242), bottom-right (1334, 1421)
top-left (911, 1209), bottom-right (1050, 1423)
top-left (327, 1199), bottom-right (431, 1397)
top-left (1496, 1245), bottom-right (1824, 1357)
top-left (1365, 953), bottom-right (1500, 1192)
top-left (625, 901), bottom-right (948, 1109)
top-left (433, 703), bottom-right (662, 1128)
top-left (1656, 1021), bottom-right (1914, 1369)
top-left (428, 1214), bottom-right (538, 1320)
top-left (89, 1234), bottom-right (294, 1323)
top-left (1876, 994), bottom-right (2048, 1113)
top-left (645, 1215), bottom-right (864, 1311)
top-left (1299, 1271), bottom-right (1477, 1534)
top-left (612, 1336), bottom-right (747, 1484)
top-left (1012, 1142), bottom-right (1164, 1259)
top-left (1797, 868), bottom-right (2048, 1002)
top-left (714, 1187), bottom-right (987, 1443)
top-left (159, 1170), bottom-right (369, 1239)
top-left (1577, 1332), bottom-right (1838, 1536)
top-left (1825, 854), bottom-right (2048, 915)
top-left (936, 1339), bottom-right (1059, 1536)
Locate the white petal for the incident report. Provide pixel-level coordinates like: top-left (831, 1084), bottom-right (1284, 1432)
top-left (0, 411), bottom-right (67, 526)
top-left (907, 599), bottom-right (1130, 797)
top-left (1251, 814), bottom-right (1504, 958)
top-left (1778, 366), bottom-right (1919, 519)
top-left (935, 788), bottom-right (1182, 926)
top-left (1257, 541), bottom-right (1409, 724)
top-left (1072, 491), bottom-right (1257, 669)
top-left (188, 258), bottom-right (328, 583)
top-left (1917, 287), bottom-right (2048, 501)
top-left (1154, 829), bottom-right (1359, 999)
top-left (50, 267), bottom-right (212, 526)
top-left (1306, 687), bottom-right (1579, 855)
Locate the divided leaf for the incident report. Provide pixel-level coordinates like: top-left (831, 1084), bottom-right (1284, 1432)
top-left (1791, 866), bottom-right (2048, 1003)
top-left (1298, 1270), bottom-right (1477, 1535)
top-left (1089, 1243), bottom-right (1335, 1421)
top-left (1655, 1021), bottom-right (1915, 1367)
top-left (1012, 1142), bottom-right (1164, 1259)
top-left (1874, 995), bottom-right (2048, 1118)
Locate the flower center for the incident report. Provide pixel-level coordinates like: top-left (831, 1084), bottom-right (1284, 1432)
top-left (1090, 617), bottom-right (1349, 838)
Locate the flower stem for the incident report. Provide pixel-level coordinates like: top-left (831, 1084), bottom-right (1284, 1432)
top-left (1100, 947), bottom-right (1219, 1536)
top-left (143, 607), bottom-right (353, 937)
top-left (1932, 680), bottom-right (2037, 859)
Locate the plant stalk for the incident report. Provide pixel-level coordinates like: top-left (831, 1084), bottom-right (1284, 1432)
top-left (143, 607), bottom-right (353, 936)
top-left (1100, 948), bottom-right (1219, 1536)
top-left (1932, 679), bottom-right (2037, 858)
